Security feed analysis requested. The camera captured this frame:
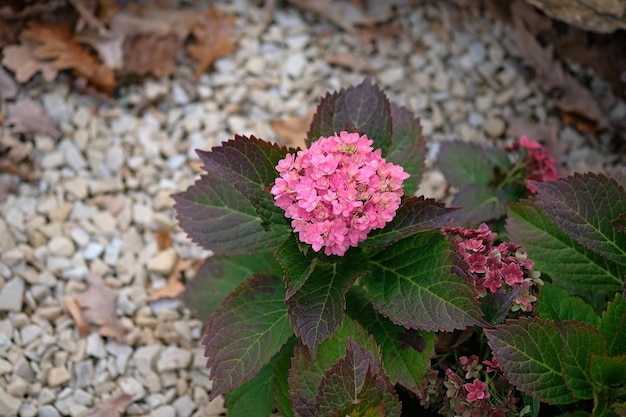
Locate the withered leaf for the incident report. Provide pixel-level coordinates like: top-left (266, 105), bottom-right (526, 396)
top-left (77, 31), bottom-right (125, 69)
top-left (123, 33), bottom-right (181, 77)
top-left (0, 66), bottom-right (18, 100)
top-left (147, 259), bottom-right (189, 302)
top-left (84, 393), bottom-right (133, 417)
top-left (2, 42), bottom-right (58, 83)
top-left (187, 9), bottom-right (236, 80)
top-left (71, 273), bottom-right (127, 343)
top-left (509, 16), bottom-right (604, 125)
top-left (0, 0), bottom-right (66, 20)
top-left (271, 110), bottom-right (314, 150)
top-left (6, 100), bottom-right (61, 139)
top-left (22, 22), bottom-right (116, 92)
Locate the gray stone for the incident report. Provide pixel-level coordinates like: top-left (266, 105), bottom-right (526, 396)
top-left (0, 278), bottom-right (25, 312)
top-left (82, 242), bottom-right (104, 260)
top-left (86, 333), bottom-right (107, 358)
top-left (484, 115), bottom-right (507, 138)
top-left (47, 366), bottom-right (71, 387)
top-left (132, 345), bottom-right (162, 373)
top-left (38, 405), bottom-right (61, 417)
top-left (173, 395), bottom-right (196, 417)
top-left (151, 404), bottom-right (176, 417)
top-left (58, 140), bottom-right (86, 171)
top-left (74, 360), bottom-right (94, 388)
top-left (119, 376), bottom-right (146, 401)
top-left (19, 403), bottom-right (37, 417)
top-left (525, 0), bottom-right (626, 33)
top-left (284, 53), bottom-right (307, 78)
top-left (0, 387), bottom-right (21, 417)
top-left (156, 346), bottom-right (192, 372)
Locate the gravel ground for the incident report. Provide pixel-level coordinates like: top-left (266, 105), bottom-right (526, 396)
top-left (0, 1), bottom-right (623, 416)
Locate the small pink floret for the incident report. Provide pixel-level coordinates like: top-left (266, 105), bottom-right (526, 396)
top-left (270, 131), bottom-right (409, 256)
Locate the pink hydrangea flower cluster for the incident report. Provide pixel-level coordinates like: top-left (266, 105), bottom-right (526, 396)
top-left (419, 355), bottom-right (522, 417)
top-left (270, 131), bottom-right (409, 256)
top-left (509, 136), bottom-right (558, 194)
top-left (443, 223), bottom-right (543, 312)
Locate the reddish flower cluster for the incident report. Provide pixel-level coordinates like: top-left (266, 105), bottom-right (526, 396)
top-left (443, 224), bottom-right (542, 312)
top-left (510, 135), bottom-right (558, 194)
top-left (271, 131), bottom-right (409, 256)
top-left (419, 355), bottom-right (522, 417)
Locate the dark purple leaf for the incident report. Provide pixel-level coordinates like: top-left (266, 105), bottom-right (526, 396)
top-left (308, 78), bottom-right (392, 154)
top-left (173, 175), bottom-right (287, 254)
top-left (532, 173), bottom-right (626, 265)
top-left (275, 234), bottom-right (320, 299)
top-left (288, 317), bottom-right (379, 417)
top-left (195, 135), bottom-right (291, 230)
top-left (386, 103), bottom-right (425, 195)
top-left (287, 251), bottom-right (367, 357)
top-left (364, 196), bottom-right (457, 249)
top-left (451, 184), bottom-right (506, 225)
top-left (315, 339), bottom-right (400, 417)
top-left (204, 274), bottom-right (293, 399)
top-left (437, 141), bottom-right (493, 187)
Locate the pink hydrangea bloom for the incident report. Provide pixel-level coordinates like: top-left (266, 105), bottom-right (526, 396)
top-left (443, 223), bottom-right (543, 312)
top-left (511, 136), bottom-right (558, 193)
top-left (465, 379), bottom-right (490, 402)
top-left (270, 131), bottom-right (409, 256)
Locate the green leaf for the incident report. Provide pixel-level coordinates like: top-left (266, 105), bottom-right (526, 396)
top-left (316, 339), bottom-right (400, 417)
top-left (486, 318), bottom-right (606, 404)
top-left (204, 274), bottom-right (293, 399)
top-left (272, 339), bottom-right (297, 417)
top-left (346, 287), bottom-right (436, 394)
top-left (590, 354), bottom-right (626, 387)
top-left (451, 183), bottom-right (506, 225)
top-left (276, 234), bottom-right (319, 299)
top-left (196, 136), bottom-right (291, 231)
top-left (485, 318), bottom-right (574, 404)
top-left (225, 346), bottom-right (284, 417)
top-left (182, 253), bottom-right (282, 320)
top-left (558, 321), bottom-right (605, 400)
top-left (386, 103), bottom-right (425, 195)
top-left (287, 250), bottom-right (367, 356)
top-left (364, 230), bottom-right (483, 331)
top-left (173, 174), bottom-right (287, 255)
top-left (599, 294), bottom-right (626, 356)
top-left (506, 200), bottom-right (625, 298)
top-left (307, 78), bottom-right (392, 154)
top-left (288, 317), bottom-right (380, 417)
top-left (437, 141), bottom-right (493, 187)
top-left (536, 283), bottom-right (600, 327)
top-left (532, 173), bottom-right (626, 265)
top-left (364, 196), bottom-right (456, 249)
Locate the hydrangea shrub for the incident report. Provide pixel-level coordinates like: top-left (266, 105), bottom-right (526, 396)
top-left (174, 79), bottom-right (626, 417)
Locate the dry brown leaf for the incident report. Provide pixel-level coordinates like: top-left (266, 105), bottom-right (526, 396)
top-left (0, 0), bottom-right (66, 20)
top-left (147, 259), bottom-right (188, 301)
top-left (123, 33), bottom-right (181, 77)
top-left (23, 22), bottom-right (116, 92)
top-left (2, 42), bottom-right (59, 83)
top-left (0, 133), bottom-right (35, 180)
top-left (325, 53), bottom-right (373, 73)
top-left (187, 9), bottom-right (236, 80)
top-left (0, 66), bottom-right (18, 100)
top-left (509, 16), bottom-right (604, 125)
top-left (77, 30), bottom-right (125, 69)
top-left (84, 393), bottom-right (133, 417)
top-left (156, 229), bottom-right (172, 251)
top-left (271, 110), bottom-right (314, 150)
top-left (63, 296), bottom-right (92, 337)
top-left (110, 6), bottom-right (197, 39)
top-left (6, 100), bottom-right (61, 139)
top-left (70, 273), bottom-right (127, 343)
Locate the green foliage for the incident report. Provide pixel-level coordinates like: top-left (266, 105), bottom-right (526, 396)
top-left (175, 78), bottom-right (626, 416)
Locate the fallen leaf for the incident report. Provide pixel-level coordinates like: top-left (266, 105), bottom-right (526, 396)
top-left (77, 30), bottom-right (125, 69)
top-left (63, 297), bottom-right (91, 337)
top-left (2, 42), bottom-right (59, 83)
top-left (6, 100), bottom-right (61, 139)
top-left (509, 16), bottom-right (605, 125)
top-left (84, 393), bottom-right (133, 417)
top-left (22, 22), bottom-right (116, 92)
top-left (0, 132), bottom-right (35, 178)
top-left (70, 273), bottom-right (127, 343)
top-left (187, 9), bottom-right (236, 80)
top-left (506, 115), bottom-right (565, 170)
top-left (122, 33), bottom-right (181, 77)
top-left (0, 66), bottom-right (18, 100)
top-left (0, 0), bottom-right (66, 19)
top-left (0, 19), bottom-right (23, 48)
top-left (0, 174), bottom-right (20, 203)
top-left (271, 110), bottom-right (314, 150)
top-left (156, 229), bottom-right (172, 251)
top-left (147, 259), bottom-right (189, 301)
top-left (325, 53), bottom-right (373, 73)
top-left (110, 6), bottom-right (197, 39)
